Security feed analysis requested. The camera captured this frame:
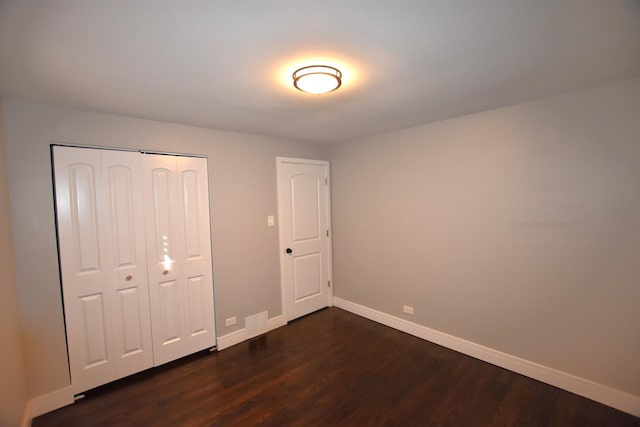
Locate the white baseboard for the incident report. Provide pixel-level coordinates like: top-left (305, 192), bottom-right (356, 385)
top-left (217, 314), bottom-right (287, 351)
top-left (23, 385), bottom-right (74, 425)
top-left (333, 297), bottom-right (640, 417)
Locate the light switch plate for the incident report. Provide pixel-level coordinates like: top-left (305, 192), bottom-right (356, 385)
top-left (267, 215), bottom-right (275, 227)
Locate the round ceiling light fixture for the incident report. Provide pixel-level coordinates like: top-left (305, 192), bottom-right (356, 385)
top-left (292, 65), bottom-right (342, 94)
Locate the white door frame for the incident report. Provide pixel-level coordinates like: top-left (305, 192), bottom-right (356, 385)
top-left (276, 157), bottom-right (333, 322)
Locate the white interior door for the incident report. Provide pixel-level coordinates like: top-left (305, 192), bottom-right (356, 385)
top-left (277, 157), bottom-right (332, 321)
top-left (143, 154), bottom-right (215, 366)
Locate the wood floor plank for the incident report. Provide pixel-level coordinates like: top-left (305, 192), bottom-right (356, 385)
top-left (33, 307), bottom-right (639, 427)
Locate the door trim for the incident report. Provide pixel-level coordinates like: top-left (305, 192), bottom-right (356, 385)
top-left (276, 157), bottom-right (333, 322)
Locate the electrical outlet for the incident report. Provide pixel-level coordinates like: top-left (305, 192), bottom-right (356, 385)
top-left (225, 316), bottom-right (237, 326)
top-left (403, 305), bottom-right (414, 315)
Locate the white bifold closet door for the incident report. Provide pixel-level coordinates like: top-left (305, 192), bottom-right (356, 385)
top-left (143, 154), bottom-right (215, 366)
top-left (53, 146), bottom-right (215, 394)
top-left (54, 146), bottom-right (153, 393)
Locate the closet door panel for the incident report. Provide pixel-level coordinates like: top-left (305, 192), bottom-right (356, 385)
top-left (79, 293), bottom-right (109, 365)
top-left (187, 275), bottom-right (207, 334)
top-left (116, 287), bottom-right (144, 351)
top-left (177, 156), bottom-right (216, 352)
top-left (150, 168), bottom-right (174, 260)
top-left (53, 146), bottom-right (115, 393)
top-left (158, 279), bottom-right (182, 343)
top-left (143, 154), bottom-right (188, 365)
top-left (101, 150), bottom-right (154, 378)
top-left (71, 164), bottom-right (101, 271)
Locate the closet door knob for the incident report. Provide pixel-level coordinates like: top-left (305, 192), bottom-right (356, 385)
top-left (163, 270), bottom-right (169, 275)
top-left (125, 275), bottom-right (133, 281)
top-left (285, 248), bottom-right (293, 255)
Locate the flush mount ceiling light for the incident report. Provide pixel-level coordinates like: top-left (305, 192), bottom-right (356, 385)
top-left (292, 65), bottom-right (342, 94)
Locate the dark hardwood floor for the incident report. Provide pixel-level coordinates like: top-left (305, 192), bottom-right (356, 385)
top-left (33, 307), bottom-right (639, 427)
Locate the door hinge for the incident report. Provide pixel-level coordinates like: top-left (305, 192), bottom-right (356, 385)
top-left (325, 177), bottom-right (328, 185)
top-left (326, 229), bottom-right (329, 237)
top-left (328, 280), bottom-right (331, 288)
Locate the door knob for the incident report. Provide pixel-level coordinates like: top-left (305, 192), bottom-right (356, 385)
top-left (285, 248), bottom-right (293, 255)
top-left (125, 275), bottom-right (133, 281)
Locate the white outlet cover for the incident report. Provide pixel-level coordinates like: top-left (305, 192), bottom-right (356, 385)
top-left (267, 215), bottom-right (275, 227)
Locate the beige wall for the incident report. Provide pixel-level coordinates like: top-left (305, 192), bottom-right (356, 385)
top-left (2, 99), bottom-right (329, 398)
top-left (330, 78), bottom-right (640, 396)
top-left (0, 102), bottom-right (28, 426)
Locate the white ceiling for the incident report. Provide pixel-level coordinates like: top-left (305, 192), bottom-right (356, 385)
top-left (1, 1), bottom-right (639, 144)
